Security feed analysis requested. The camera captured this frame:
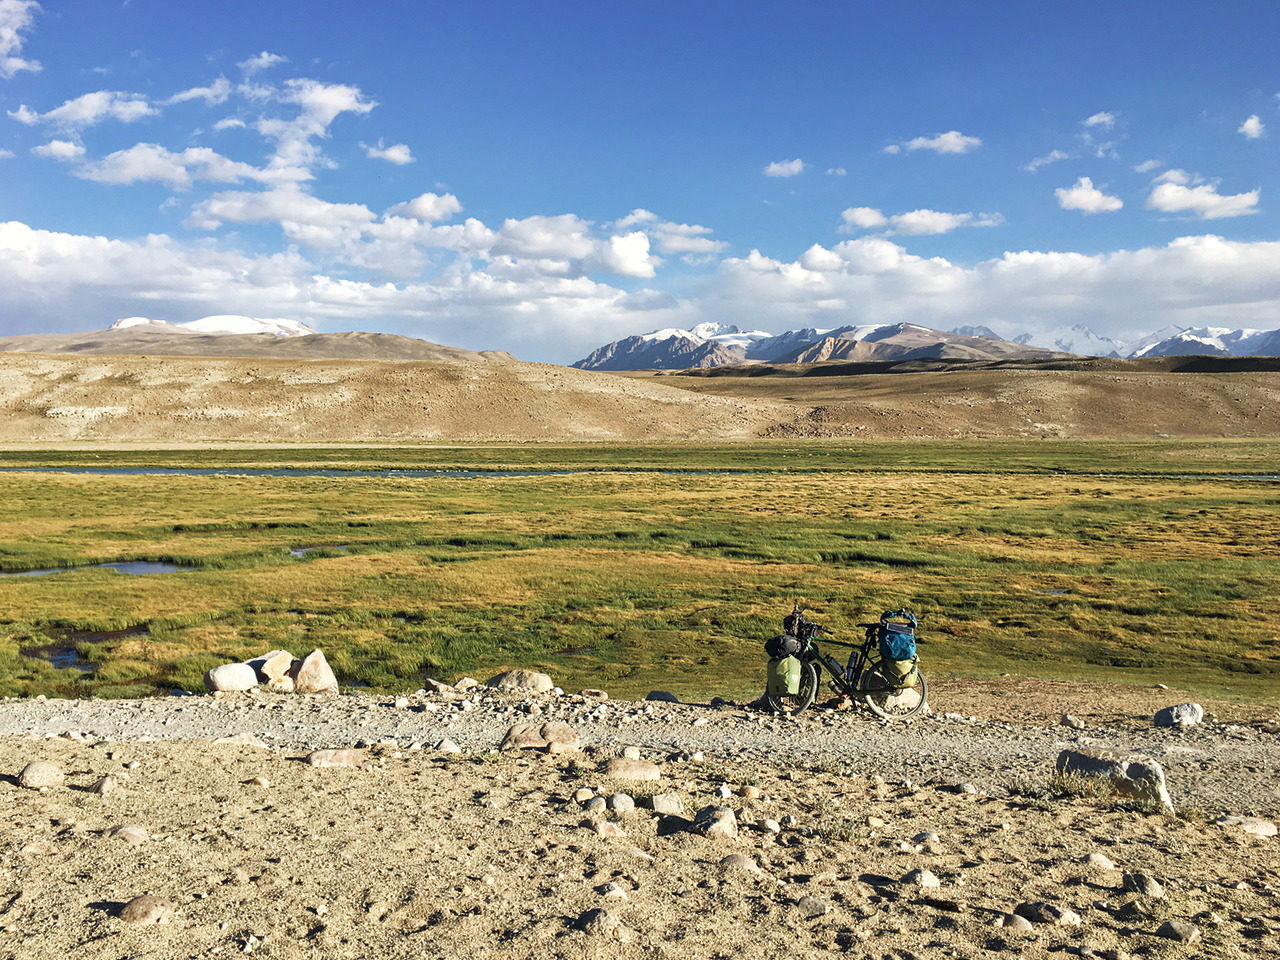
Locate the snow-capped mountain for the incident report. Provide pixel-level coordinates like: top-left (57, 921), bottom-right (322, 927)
top-left (1130, 326), bottom-right (1276, 358)
top-left (111, 315), bottom-right (315, 337)
top-left (1010, 324), bottom-right (1126, 358)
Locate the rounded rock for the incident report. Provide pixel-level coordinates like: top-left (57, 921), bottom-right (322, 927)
top-left (204, 662), bottom-right (259, 693)
top-left (119, 895), bottom-right (175, 925)
top-left (18, 761), bottom-right (63, 789)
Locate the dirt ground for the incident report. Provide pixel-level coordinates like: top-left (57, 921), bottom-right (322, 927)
top-left (1, 682), bottom-right (1277, 959)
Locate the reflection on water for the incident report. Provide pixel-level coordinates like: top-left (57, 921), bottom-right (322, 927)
top-left (0, 561), bottom-right (186, 578)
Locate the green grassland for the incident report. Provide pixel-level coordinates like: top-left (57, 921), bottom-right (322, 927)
top-left (0, 441), bottom-right (1277, 703)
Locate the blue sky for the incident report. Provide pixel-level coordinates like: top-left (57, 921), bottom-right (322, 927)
top-left (1, 0), bottom-right (1277, 361)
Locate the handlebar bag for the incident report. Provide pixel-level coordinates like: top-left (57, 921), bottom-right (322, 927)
top-left (764, 634), bottom-right (805, 659)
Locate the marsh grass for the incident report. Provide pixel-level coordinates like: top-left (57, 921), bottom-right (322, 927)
top-left (0, 443), bottom-right (1277, 702)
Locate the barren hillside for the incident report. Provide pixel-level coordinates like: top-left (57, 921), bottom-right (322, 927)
top-left (0, 353), bottom-right (787, 443)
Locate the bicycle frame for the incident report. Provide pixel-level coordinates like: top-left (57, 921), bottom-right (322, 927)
top-left (802, 624), bottom-right (898, 697)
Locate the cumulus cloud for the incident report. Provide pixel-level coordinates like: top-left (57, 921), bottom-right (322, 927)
top-left (608, 209), bottom-right (728, 258)
top-left (885, 131), bottom-right (981, 155)
top-left (0, 147), bottom-right (13, 158)
top-left (31, 138), bottom-right (84, 161)
top-left (1238, 114), bottom-right (1264, 139)
top-left (1146, 170), bottom-right (1259, 219)
top-left (1083, 111), bottom-right (1116, 128)
top-left (239, 51), bottom-right (287, 76)
top-left (78, 143), bottom-right (271, 189)
top-left (840, 205), bottom-right (1000, 235)
top-left (1055, 176), bottom-right (1123, 214)
top-left (255, 78), bottom-right (376, 179)
top-left (763, 158), bottom-right (806, 177)
top-left (1133, 159), bottom-right (1160, 173)
top-left (1024, 149), bottom-right (1069, 172)
top-left (387, 191), bottom-right (462, 222)
top-left (363, 140), bottom-right (414, 164)
top-left (10, 89), bottom-right (157, 129)
top-left (0, 0), bottom-right (40, 79)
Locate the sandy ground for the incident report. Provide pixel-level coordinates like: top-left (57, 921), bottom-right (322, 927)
top-left (0, 682), bottom-right (1277, 959)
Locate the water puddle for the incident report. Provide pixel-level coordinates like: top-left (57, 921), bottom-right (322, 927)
top-left (1031, 589), bottom-right (1069, 595)
top-left (0, 560), bottom-right (187, 579)
top-left (289, 544), bottom-right (350, 558)
top-left (26, 626), bottom-right (147, 673)
top-left (0, 466), bottom-right (577, 479)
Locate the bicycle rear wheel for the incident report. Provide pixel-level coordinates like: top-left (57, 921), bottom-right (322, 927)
top-left (857, 664), bottom-right (928, 721)
top-left (764, 660), bottom-right (819, 715)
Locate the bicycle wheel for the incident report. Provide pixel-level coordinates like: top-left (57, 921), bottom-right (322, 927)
top-left (764, 660), bottom-right (819, 715)
top-left (857, 663), bottom-right (928, 721)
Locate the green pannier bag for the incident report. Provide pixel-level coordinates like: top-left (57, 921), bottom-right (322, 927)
top-left (766, 656), bottom-right (802, 696)
top-left (883, 658), bottom-right (919, 688)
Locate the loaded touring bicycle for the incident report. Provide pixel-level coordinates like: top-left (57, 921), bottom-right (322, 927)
top-left (764, 604), bottom-right (928, 720)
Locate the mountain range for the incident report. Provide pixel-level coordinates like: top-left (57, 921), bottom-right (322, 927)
top-left (574, 321), bottom-right (1280, 370)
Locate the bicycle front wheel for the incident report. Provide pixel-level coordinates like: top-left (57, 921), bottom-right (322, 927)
top-left (764, 660), bottom-right (819, 715)
top-left (857, 664), bottom-right (928, 721)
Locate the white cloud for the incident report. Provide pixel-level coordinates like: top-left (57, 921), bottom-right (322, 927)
top-left (608, 210), bottom-right (727, 258)
top-left (165, 77), bottom-right (231, 106)
top-left (763, 158), bottom-right (806, 177)
top-left (363, 140), bottom-right (414, 164)
top-left (599, 232), bottom-right (657, 278)
top-left (0, 0), bottom-right (41, 79)
top-left (11, 89), bottom-right (157, 129)
top-left (841, 205), bottom-right (1000, 235)
top-left (841, 206), bottom-right (888, 229)
top-left (1238, 114), bottom-right (1264, 139)
top-left (1083, 111), bottom-right (1116, 128)
top-left (213, 116), bottom-right (246, 131)
top-left (614, 208), bottom-right (658, 229)
top-left (30, 138), bottom-right (84, 160)
top-left (79, 143), bottom-right (269, 189)
top-left (1055, 176), bottom-right (1123, 214)
top-left (1133, 159), bottom-right (1160, 173)
top-left (386, 191), bottom-right (462, 222)
top-left (887, 131), bottom-right (982, 155)
top-left (238, 51), bottom-right (287, 76)
top-left (1024, 149), bottom-right (1069, 172)
top-left (825, 167), bottom-right (847, 176)
top-left (255, 78), bottom-right (376, 179)
top-left (0, 147), bottom-right (13, 158)
top-left (1146, 170), bottom-right (1259, 219)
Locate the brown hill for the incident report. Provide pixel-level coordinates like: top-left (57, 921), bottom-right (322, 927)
top-left (773, 326), bottom-right (1065, 364)
top-left (0, 353), bottom-right (788, 443)
top-left (0, 328), bottom-right (516, 364)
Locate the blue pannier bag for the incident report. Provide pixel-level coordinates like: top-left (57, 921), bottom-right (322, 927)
top-left (879, 622), bottom-right (917, 662)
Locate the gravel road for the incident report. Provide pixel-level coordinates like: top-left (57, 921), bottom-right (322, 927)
top-left (2, 689), bottom-right (1276, 817)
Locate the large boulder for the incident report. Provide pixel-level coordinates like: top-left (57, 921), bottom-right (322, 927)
top-left (204, 662), bottom-right (259, 693)
top-left (247, 649), bottom-right (295, 683)
top-left (18, 761), bottom-right (63, 789)
top-left (500, 721), bottom-right (580, 753)
top-left (486, 669), bottom-right (554, 693)
top-left (306, 748), bottom-right (366, 769)
top-left (1153, 703), bottom-right (1204, 728)
top-left (603, 757), bottom-right (661, 781)
top-left (1213, 815), bottom-right (1277, 839)
top-left (289, 649), bottom-right (338, 695)
top-left (1056, 748), bottom-right (1173, 812)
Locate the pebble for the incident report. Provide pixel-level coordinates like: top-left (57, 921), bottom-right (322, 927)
top-left (89, 774), bottom-right (124, 795)
top-left (719, 853), bottom-right (759, 873)
top-left (1013, 901), bottom-right (1082, 926)
top-left (693, 805), bottom-right (738, 839)
top-left (1083, 853), bottom-right (1116, 870)
top-left (18, 761), bottom-right (63, 789)
top-left (306, 748), bottom-right (366, 769)
top-left (603, 758), bottom-right (660, 781)
top-left (647, 792), bottom-right (685, 816)
top-left (119, 894), bottom-right (175, 925)
top-left (573, 787), bottom-right (595, 803)
top-left (620, 746), bottom-right (642, 760)
top-left (436, 738), bottom-right (462, 754)
top-left (761, 818), bottom-right (781, 834)
top-left (1122, 873), bottom-right (1164, 898)
top-left (577, 907), bottom-right (632, 942)
top-left (608, 793), bottom-right (635, 814)
top-left (796, 895), bottom-right (829, 918)
top-left (247, 776), bottom-right (270, 788)
top-left (584, 797), bottom-right (607, 813)
top-left (1060, 714), bottom-right (1086, 729)
top-left (998, 912), bottom-right (1035, 933)
top-left (1213, 815), bottom-right (1277, 839)
top-left (106, 824), bottom-right (149, 846)
top-left (1156, 920), bottom-right (1200, 943)
top-left (598, 881), bottom-right (629, 899)
top-left (741, 785), bottom-right (762, 800)
top-left (902, 869), bottom-right (941, 889)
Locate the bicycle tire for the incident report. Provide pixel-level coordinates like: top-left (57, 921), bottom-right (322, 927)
top-left (764, 660), bottom-right (819, 715)
top-left (857, 663), bottom-right (928, 721)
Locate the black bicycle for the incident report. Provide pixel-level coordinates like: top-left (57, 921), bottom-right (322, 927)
top-left (763, 604), bottom-right (929, 720)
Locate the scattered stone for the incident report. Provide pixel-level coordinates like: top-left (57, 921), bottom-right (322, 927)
top-left (214, 732), bottom-right (270, 749)
top-left (453, 677), bottom-right (479, 691)
top-left (580, 688), bottom-right (608, 699)
top-left (423, 678), bottom-right (456, 694)
top-left (1121, 872), bottom-right (1165, 897)
top-left (119, 895), bottom-right (175, 925)
top-left (954, 782), bottom-right (979, 795)
top-left (247, 649), bottom-right (295, 683)
top-left (501, 723), bottom-right (549, 751)
top-left (1213, 815), bottom-right (1277, 839)
top-left (1156, 920), bottom-right (1200, 943)
top-left (998, 913), bottom-right (1035, 933)
top-left (1153, 683), bottom-right (1169, 689)
top-left (603, 758), bottom-right (661, 781)
top-left (89, 774), bottom-right (123, 795)
top-left (584, 797), bottom-right (607, 814)
top-left (1060, 714), bottom-right (1086, 729)
top-left (590, 820), bottom-right (625, 839)
top-left (761, 818), bottom-right (781, 834)
top-left (573, 787), bottom-right (595, 803)
top-left (741, 785), bottom-right (763, 800)
top-left (306, 748), bottom-right (366, 769)
top-left (796, 895), bottom-right (829, 918)
top-left (106, 824), bottom-right (148, 845)
top-left (435, 738), bottom-right (462, 754)
top-left (486, 669), bottom-right (554, 693)
top-left (1154, 703), bottom-right (1204, 728)
top-left (646, 792), bottom-right (685, 816)
top-left (645, 690), bottom-right (679, 702)
top-left (1084, 853), bottom-right (1117, 870)
top-left (720, 853), bottom-right (759, 873)
top-left (902, 869), bottom-right (941, 889)
top-left (714, 784), bottom-right (733, 799)
top-left (289, 649), bottom-right (339, 695)
top-left (246, 776), bottom-right (270, 788)
top-left (204, 663), bottom-right (258, 693)
top-left (620, 746), bottom-right (642, 760)
top-left (577, 907), bottom-right (632, 942)
top-left (598, 881), bottom-right (629, 899)
top-left (692, 805), bottom-right (738, 839)
top-left (17, 761), bottom-right (63, 789)
top-left (1055, 748), bottom-right (1174, 812)
top-left (608, 793), bottom-right (635, 814)
top-left (1013, 901), bottom-right (1082, 926)
top-left (266, 676), bottom-right (295, 693)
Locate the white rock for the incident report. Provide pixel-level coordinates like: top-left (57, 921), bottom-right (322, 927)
top-left (247, 649), bottom-right (294, 682)
top-left (902, 869), bottom-right (941, 888)
top-left (1154, 703), bottom-right (1204, 728)
top-left (608, 793), bottom-right (635, 814)
top-left (1055, 748), bottom-right (1174, 812)
top-left (289, 649), bottom-right (338, 695)
top-left (120, 895), bottom-right (175, 925)
top-left (436, 738), bottom-right (462, 754)
top-left (1213, 815), bottom-right (1277, 839)
top-left (1083, 853), bottom-right (1116, 869)
top-left (18, 761), bottom-right (63, 789)
top-left (486, 669), bottom-right (554, 693)
top-left (106, 824), bottom-right (148, 845)
top-left (306, 748), bottom-right (366, 769)
top-left (203, 663), bottom-right (258, 693)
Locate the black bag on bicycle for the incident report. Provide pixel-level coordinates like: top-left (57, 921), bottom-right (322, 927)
top-left (763, 634), bottom-right (805, 659)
